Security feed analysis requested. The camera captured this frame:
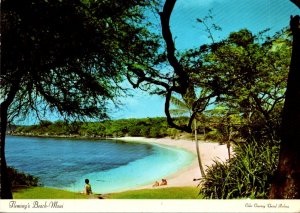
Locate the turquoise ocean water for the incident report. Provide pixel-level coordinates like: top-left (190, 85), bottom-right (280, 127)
top-left (6, 136), bottom-right (195, 194)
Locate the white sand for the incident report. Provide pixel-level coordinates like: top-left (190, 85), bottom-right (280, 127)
top-left (115, 137), bottom-right (231, 190)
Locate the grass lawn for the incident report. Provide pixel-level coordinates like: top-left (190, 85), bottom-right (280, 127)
top-left (13, 187), bottom-right (90, 199)
top-left (12, 186), bottom-right (202, 199)
top-left (106, 187), bottom-right (203, 199)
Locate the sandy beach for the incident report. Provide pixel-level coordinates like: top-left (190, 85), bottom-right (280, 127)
top-left (115, 137), bottom-right (231, 190)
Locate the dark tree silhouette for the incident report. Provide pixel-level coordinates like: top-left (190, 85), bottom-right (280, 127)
top-left (269, 13), bottom-right (300, 198)
top-left (0, 0), bottom-right (158, 198)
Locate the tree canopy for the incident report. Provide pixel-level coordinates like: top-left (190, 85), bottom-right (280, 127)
top-left (1, 0), bottom-right (159, 198)
top-left (183, 28), bottom-right (290, 141)
top-left (1, 0), bottom-right (159, 121)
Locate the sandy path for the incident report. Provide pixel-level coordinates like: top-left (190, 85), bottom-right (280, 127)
top-left (114, 137), bottom-right (231, 190)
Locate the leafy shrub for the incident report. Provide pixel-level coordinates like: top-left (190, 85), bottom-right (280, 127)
top-left (200, 139), bottom-right (279, 199)
top-left (204, 128), bottom-right (223, 141)
top-left (8, 167), bottom-right (40, 188)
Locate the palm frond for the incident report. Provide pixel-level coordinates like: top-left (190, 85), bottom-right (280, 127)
top-left (170, 96), bottom-right (191, 111)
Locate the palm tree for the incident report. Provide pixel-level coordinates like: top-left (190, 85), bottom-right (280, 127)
top-left (169, 95), bottom-right (206, 178)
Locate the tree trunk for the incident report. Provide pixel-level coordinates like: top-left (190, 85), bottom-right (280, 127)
top-left (226, 116), bottom-right (231, 160)
top-left (194, 120), bottom-right (206, 178)
top-left (227, 142), bottom-right (231, 160)
top-left (0, 105), bottom-right (13, 199)
top-left (0, 76), bottom-right (22, 199)
top-left (269, 15), bottom-right (300, 199)
top-left (203, 120), bottom-right (206, 141)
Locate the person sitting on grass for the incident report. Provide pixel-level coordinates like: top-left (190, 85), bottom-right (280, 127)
top-left (152, 181), bottom-right (159, 187)
top-left (84, 179), bottom-right (92, 195)
top-left (160, 179), bottom-right (167, 186)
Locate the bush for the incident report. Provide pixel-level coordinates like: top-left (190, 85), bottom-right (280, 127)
top-left (200, 139), bottom-right (279, 199)
top-left (8, 167), bottom-right (40, 189)
top-left (204, 128), bottom-right (223, 141)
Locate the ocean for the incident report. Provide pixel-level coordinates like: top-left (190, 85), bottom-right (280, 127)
top-left (6, 136), bottom-right (194, 194)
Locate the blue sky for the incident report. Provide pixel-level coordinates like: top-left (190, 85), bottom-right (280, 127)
top-left (171, 0), bottom-right (298, 50)
top-left (111, 0), bottom-right (298, 120)
top-left (17, 0), bottom-right (298, 124)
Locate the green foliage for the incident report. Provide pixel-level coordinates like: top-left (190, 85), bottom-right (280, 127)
top-left (13, 187), bottom-right (89, 199)
top-left (202, 106), bottom-right (243, 142)
top-left (205, 128), bottom-right (223, 141)
top-left (228, 29), bottom-right (254, 47)
top-left (107, 187), bottom-right (203, 199)
top-left (13, 117), bottom-right (176, 138)
top-left (2, 0), bottom-right (160, 121)
top-left (200, 140), bottom-right (280, 199)
top-left (181, 28), bottom-right (290, 143)
top-left (8, 167), bottom-right (40, 189)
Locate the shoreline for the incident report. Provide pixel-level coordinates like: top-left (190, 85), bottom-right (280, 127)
top-left (113, 137), bottom-right (231, 191)
top-left (9, 135), bottom-right (230, 194)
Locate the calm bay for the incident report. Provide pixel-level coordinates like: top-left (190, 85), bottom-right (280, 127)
top-left (6, 136), bottom-right (194, 193)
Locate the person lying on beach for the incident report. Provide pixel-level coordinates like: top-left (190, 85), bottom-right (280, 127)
top-left (152, 181), bottom-right (159, 187)
top-left (160, 179), bottom-right (167, 186)
top-left (84, 179), bottom-right (92, 195)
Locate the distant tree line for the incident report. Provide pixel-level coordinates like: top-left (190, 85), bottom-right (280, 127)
top-left (12, 117), bottom-right (189, 139)
top-left (12, 115), bottom-right (254, 142)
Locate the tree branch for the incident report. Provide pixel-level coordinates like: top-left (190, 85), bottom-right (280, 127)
top-left (127, 65), bottom-right (170, 89)
top-left (165, 89), bottom-right (192, 133)
top-left (291, 0), bottom-right (300, 9)
top-left (159, 0), bottom-right (188, 94)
